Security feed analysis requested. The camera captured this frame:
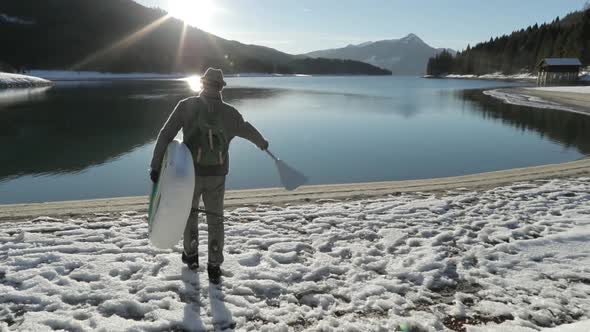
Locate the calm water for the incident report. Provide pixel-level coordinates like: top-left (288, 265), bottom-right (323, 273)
top-left (1, 76), bottom-right (589, 204)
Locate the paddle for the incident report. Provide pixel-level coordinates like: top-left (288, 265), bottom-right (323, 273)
top-left (192, 150), bottom-right (307, 219)
top-left (266, 150), bottom-right (308, 191)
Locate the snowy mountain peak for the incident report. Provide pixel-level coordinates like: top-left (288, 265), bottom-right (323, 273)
top-left (400, 33), bottom-right (424, 44)
top-left (356, 41), bottom-right (374, 47)
top-left (345, 41), bottom-right (374, 48)
top-left (304, 33), bottom-right (453, 75)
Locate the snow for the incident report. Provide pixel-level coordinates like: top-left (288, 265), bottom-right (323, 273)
top-left (446, 74), bottom-right (478, 79)
top-left (443, 72), bottom-right (537, 81)
top-left (442, 70), bottom-right (590, 84)
top-left (0, 72), bottom-right (51, 88)
top-left (401, 33), bottom-right (422, 44)
top-left (480, 72), bottom-right (537, 80)
top-left (469, 319), bottom-right (590, 332)
top-left (529, 86), bottom-right (590, 94)
top-left (0, 14), bottom-right (34, 25)
top-left (356, 41), bottom-right (374, 47)
top-left (1, 178), bottom-right (590, 331)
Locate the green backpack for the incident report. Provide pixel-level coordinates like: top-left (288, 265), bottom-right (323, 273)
top-left (186, 99), bottom-right (228, 167)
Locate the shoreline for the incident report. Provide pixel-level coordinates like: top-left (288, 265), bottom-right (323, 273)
top-left (26, 70), bottom-right (390, 82)
top-left (423, 73), bottom-right (537, 83)
top-left (2, 157), bottom-right (589, 221)
top-left (484, 86), bottom-right (590, 115)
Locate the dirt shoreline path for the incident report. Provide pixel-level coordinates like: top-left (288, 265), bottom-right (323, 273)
top-left (2, 158), bottom-right (590, 221)
top-left (520, 87), bottom-right (590, 113)
top-left (485, 86), bottom-right (590, 115)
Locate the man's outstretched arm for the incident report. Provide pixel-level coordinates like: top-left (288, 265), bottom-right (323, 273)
top-left (235, 112), bottom-right (268, 150)
top-left (150, 101), bottom-right (184, 174)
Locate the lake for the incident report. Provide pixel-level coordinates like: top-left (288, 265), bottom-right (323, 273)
top-left (1, 76), bottom-right (589, 204)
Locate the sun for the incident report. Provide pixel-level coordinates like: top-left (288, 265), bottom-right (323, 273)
top-left (167, 0), bottom-right (218, 31)
top-left (184, 75), bottom-right (202, 92)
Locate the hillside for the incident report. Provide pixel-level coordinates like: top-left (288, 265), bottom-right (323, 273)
top-left (0, 0), bottom-right (390, 75)
top-left (427, 8), bottom-right (590, 76)
top-left (288, 58), bottom-right (392, 75)
top-left (305, 34), bottom-right (452, 75)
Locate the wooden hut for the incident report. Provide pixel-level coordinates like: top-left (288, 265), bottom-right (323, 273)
top-left (537, 58), bottom-right (582, 86)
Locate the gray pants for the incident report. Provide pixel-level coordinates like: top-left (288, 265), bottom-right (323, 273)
top-left (183, 176), bottom-right (226, 266)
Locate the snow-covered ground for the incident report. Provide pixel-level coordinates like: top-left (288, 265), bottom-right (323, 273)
top-left (430, 71), bottom-right (590, 84)
top-left (0, 72), bottom-right (51, 88)
top-left (439, 72), bottom-right (537, 82)
top-left (1, 178), bottom-right (590, 331)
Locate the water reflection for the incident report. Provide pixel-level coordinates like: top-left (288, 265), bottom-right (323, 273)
top-left (0, 83), bottom-right (284, 181)
top-left (459, 89), bottom-right (590, 155)
top-left (0, 86), bottom-right (51, 108)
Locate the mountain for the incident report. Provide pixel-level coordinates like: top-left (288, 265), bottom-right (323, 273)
top-left (427, 9), bottom-right (590, 76)
top-left (0, 0), bottom-right (390, 75)
top-left (288, 58), bottom-right (393, 75)
top-left (304, 34), bottom-right (453, 75)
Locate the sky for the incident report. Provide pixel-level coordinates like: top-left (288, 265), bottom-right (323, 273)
top-left (135, 0), bottom-right (589, 54)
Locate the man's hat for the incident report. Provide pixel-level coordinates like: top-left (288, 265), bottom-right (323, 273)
top-left (201, 68), bottom-right (227, 87)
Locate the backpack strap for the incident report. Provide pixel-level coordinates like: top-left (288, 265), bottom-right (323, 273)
top-left (182, 97), bottom-right (207, 144)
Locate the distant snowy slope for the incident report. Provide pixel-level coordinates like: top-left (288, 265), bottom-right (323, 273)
top-left (0, 13), bottom-right (34, 25)
top-left (0, 72), bottom-right (51, 88)
top-left (304, 34), bottom-right (454, 75)
top-left (1, 178), bottom-right (589, 330)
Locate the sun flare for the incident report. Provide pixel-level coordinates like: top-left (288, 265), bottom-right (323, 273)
top-left (184, 75), bottom-right (202, 92)
top-left (168, 0), bottom-right (218, 31)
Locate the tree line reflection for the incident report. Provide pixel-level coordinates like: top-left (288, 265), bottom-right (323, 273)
top-left (458, 89), bottom-right (590, 155)
top-left (0, 82), bottom-right (283, 181)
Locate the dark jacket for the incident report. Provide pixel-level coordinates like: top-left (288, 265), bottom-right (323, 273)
top-left (150, 96), bottom-right (266, 176)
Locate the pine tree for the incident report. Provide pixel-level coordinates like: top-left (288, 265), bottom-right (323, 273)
top-left (426, 8), bottom-right (589, 75)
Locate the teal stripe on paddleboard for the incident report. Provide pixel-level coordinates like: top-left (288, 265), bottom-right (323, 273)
top-left (148, 148), bottom-right (168, 229)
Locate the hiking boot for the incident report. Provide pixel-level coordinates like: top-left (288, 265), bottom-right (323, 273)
top-left (207, 264), bottom-right (222, 285)
top-left (182, 251), bottom-right (199, 270)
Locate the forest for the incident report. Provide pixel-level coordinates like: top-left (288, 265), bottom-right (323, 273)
top-left (427, 8), bottom-right (590, 76)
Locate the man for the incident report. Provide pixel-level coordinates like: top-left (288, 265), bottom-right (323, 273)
top-left (150, 68), bottom-right (268, 284)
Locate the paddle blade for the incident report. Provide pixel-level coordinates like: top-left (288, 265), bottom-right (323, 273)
top-left (275, 159), bottom-right (308, 191)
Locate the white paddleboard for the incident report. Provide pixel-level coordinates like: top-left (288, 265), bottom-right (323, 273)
top-left (148, 140), bottom-right (195, 249)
